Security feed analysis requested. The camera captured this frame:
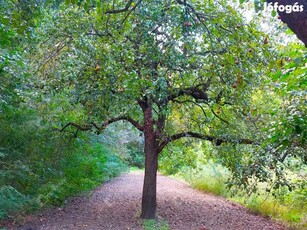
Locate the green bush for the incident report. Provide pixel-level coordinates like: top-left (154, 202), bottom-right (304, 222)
top-left (0, 104), bottom-right (128, 219)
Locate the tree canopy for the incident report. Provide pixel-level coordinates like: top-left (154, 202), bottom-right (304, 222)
top-left (27, 0), bottom-right (278, 218)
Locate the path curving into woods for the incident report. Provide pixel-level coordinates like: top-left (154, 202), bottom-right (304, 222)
top-left (4, 171), bottom-right (286, 230)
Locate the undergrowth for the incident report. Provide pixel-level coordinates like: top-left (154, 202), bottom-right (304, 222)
top-left (0, 106), bottom-right (129, 220)
top-left (0, 137), bottom-right (127, 220)
top-left (176, 161), bottom-right (307, 230)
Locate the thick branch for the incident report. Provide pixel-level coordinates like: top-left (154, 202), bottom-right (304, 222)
top-left (60, 116), bottom-right (144, 135)
top-left (167, 81), bottom-right (211, 103)
top-left (158, 131), bottom-right (253, 152)
top-left (103, 116), bottom-right (144, 131)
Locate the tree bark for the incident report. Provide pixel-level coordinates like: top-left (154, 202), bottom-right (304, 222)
top-left (140, 104), bottom-right (159, 219)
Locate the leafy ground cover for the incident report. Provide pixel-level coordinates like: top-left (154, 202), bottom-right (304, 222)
top-left (170, 160), bottom-right (306, 229)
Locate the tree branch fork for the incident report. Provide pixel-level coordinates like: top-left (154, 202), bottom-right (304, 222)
top-left (60, 118), bottom-right (254, 153)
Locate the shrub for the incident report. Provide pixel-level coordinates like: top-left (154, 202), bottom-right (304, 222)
top-left (0, 105), bottom-right (128, 219)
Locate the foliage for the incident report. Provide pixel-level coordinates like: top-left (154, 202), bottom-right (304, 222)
top-left (0, 15), bottom-right (24, 109)
top-left (127, 140), bottom-right (145, 168)
top-left (268, 43), bottom-right (306, 162)
top-left (0, 95), bottom-right (128, 219)
top-left (0, 186), bottom-right (33, 219)
top-left (27, 0), bottom-right (272, 133)
top-left (1, 2), bottom-right (130, 219)
top-left (159, 140), bottom-right (198, 175)
top-left (179, 161), bottom-right (306, 228)
top-left (185, 42), bottom-right (307, 195)
top-left (100, 123), bottom-right (144, 168)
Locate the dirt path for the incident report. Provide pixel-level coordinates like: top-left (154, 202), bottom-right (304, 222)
top-left (4, 172), bottom-right (286, 230)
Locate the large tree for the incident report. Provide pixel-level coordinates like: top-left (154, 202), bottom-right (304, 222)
top-left (29, 0), bottom-right (273, 219)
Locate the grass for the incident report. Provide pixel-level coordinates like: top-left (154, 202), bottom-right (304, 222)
top-left (143, 219), bottom-right (169, 230)
top-left (130, 167), bottom-right (144, 173)
top-left (182, 162), bottom-right (230, 197)
top-left (189, 173), bottom-right (228, 197)
top-left (178, 162), bottom-right (307, 230)
top-left (134, 202), bottom-right (169, 230)
top-left (232, 195), bottom-right (306, 229)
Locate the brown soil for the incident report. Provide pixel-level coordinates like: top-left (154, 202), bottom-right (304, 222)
top-left (1, 171), bottom-right (287, 230)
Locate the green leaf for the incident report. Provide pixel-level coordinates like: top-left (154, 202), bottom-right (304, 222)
top-left (293, 58), bottom-right (303, 65)
top-left (84, 0), bottom-right (91, 10)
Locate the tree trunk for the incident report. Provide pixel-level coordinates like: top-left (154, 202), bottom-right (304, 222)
top-left (140, 104), bottom-right (158, 219)
top-left (268, 0), bottom-right (307, 46)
